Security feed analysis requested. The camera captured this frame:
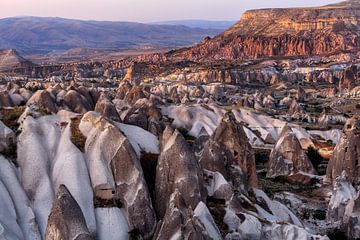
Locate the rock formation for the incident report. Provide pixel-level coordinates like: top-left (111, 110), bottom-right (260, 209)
top-left (155, 127), bottom-right (205, 219)
top-left (199, 111), bottom-right (258, 190)
top-left (170, 0), bottom-right (360, 61)
top-left (154, 190), bottom-right (210, 240)
top-left (80, 112), bottom-right (156, 238)
top-left (45, 185), bottom-right (94, 240)
top-left (27, 90), bottom-right (57, 113)
top-left (0, 49), bottom-right (34, 71)
top-left (326, 117), bottom-right (360, 185)
top-left (267, 125), bottom-right (316, 178)
top-left (94, 93), bottom-right (121, 122)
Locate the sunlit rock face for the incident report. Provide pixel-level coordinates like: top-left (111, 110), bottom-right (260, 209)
top-left (170, 1), bottom-right (360, 61)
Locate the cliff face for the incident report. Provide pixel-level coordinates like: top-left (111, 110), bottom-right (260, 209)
top-left (170, 0), bottom-right (360, 60)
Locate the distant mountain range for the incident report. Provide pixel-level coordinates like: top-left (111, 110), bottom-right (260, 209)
top-left (150, 20), bottom-right (236, 30)
top-left (0, 17), bottom-right (229, 55)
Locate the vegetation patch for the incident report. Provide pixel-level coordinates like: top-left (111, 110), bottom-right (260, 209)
top-left (258, 172), bottom-right (317, 198)
top-left (94, 196), bottom-right (122, 209)
top-left (0, 107), bottom-right (25, 131)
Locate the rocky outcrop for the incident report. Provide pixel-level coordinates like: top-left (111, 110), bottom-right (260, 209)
top-left (199, 111), bottom-right (258, 190)
top-left (0, 121), bottom-right (15, 152)
top-left (27, 90), bottom-right (57, 113)
top-left (169, 0), bottom-right (360, 61)
top-left (45, 185), bottom-right (93, 240)
top-left (267, 125), bottom-right (316, 178)
top-left (124, 85), bottom-right (146, 105)
top-left (0, 91), bottom-right (15, 108)
top-left (94, 93), bottom-right (121, 122)
top-left (154, 190), bottom-right (211, 240)
top-left (155, 127), bottom-right (205, 219)
top-left (326, 117), bottom-right (360, 185)
top-left (325, 171), bottom-right (360, 239)
top-left (288, 99), bottom-right (305, 115)
top-left (123, 98), bottom-right (164, 135)
top-left (79, 112), bottom-right (156, 238)
top-left (63, 90), bottom-right (92, 113)
top-left (0, 49), bottom-right (34, 71)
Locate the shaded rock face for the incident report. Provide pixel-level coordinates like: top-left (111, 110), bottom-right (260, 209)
top-left (123, 99), bottom-right (164, 136)
top-left (27, 90), bottom-right (57, 113)
top-left (339, 65), bottom-right (357, 92)
top-left (45, 185), bottom-right (93, 240)
top-left (124, 85), bottom-right (146, 105)
top-left (0, 91), bottom-right (14, 108)
top-left (116, 80), bottom-right (133, 100)
top-left (155, 127), bottom-right (205, 219)
top-left (0, 121), bottom-right (15, 152)
top-left (199, 112), bottom-right (258, 190)
top-left (80, 112), bottom-right (156, 238)
top-left (154, 190), bottom-right (210, 240)
top-left (326, 118), bottom-right (360, 185)
top-left (327, 171), bottom-right (357, 225)
top-left (345, 192), bottom-right (360, 239)
top-left (288, 99), bottom-right (305, 115)
top-left (170, 1), bottom-right (360, 61)
top-left (94, 93), bottom-right (121, 122)
top-left (63, 90), bottom-right (92, 114)
top-left (267, 125), bottom-right (316, 178)
top-left (26, 87), bottom-right (100, 114)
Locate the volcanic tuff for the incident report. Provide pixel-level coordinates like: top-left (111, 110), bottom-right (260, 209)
top-left (171, 0), bottom-right (360, 60)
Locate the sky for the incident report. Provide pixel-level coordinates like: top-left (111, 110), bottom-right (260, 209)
top-left (0, 0), bottom-right (343, 22)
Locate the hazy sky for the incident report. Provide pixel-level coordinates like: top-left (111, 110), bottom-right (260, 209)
top-left (1, 0), bottom-right (343, 22)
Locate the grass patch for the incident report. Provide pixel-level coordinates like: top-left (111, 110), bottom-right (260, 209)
top-left (258, 172), bottom-right (317, 198)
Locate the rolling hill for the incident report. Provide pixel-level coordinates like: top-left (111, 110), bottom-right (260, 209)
top-left (0, 17), bottom-right (223, 55)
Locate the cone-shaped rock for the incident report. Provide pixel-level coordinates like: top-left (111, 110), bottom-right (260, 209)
top-left (154, 189), bottom-right (210, 240)
top-left (267, 124), bottom-right (316, 178)
top-left (199, 111), bottom-right (258, 189)
top-left (45, 185), bottom-right (93, 240)
top-left (94, 93), bottom-right (121, 122)
top-left (155, 128), bottom-right (205, 219)
top-left (326, 117), bottom-right (360, 185)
